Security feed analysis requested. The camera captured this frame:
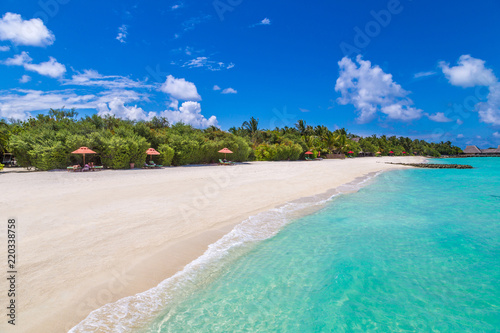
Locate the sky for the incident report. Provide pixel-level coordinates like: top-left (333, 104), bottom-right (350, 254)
top-left (0, 0), bottom-right (499, 148)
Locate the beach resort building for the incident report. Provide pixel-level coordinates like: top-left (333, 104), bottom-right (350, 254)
top-left (462, 145), bottom-right (500, 156)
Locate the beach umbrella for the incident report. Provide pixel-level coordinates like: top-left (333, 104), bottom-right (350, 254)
top-left (218, 147), bottom-right (233, 160)
top-left (403, 151), bottom-right (406, 154)
top-left (305, 151), bottom-right (313, 155)
top-left (389, 150), bottom-right (394, 154)
top-left (376, 151), bottom-right (381, 154)
top-left (146, 148), bottom-right (160, 162)
top-left (71, 147), bottom-right (96, 165)
top-left (348, 151), bottom-right (354, 153)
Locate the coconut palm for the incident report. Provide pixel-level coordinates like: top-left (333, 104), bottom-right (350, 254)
top-left (242, 117), bottom-right (259, 135)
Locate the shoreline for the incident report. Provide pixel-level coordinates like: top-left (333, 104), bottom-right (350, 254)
top-left (0, 157), bottom-right (425, 332)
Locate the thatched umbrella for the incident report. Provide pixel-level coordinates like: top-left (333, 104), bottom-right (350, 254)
top-left (146, 148), bottom-right (160, 162)
top-left (72, 147), bottom-right (96, 165)
top-left (218, 147), bottom-right (233, 160)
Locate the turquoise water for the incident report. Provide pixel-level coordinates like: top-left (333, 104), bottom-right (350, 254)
top-left (144, 158), bottom-right (500, 332)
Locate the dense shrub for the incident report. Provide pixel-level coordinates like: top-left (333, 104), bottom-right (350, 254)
top-left (158, 144), bottom-right (174, 166)
top-left (100, 135), bottom-right (149, 169)
top-left (255, 141), bottom-right (302, 161)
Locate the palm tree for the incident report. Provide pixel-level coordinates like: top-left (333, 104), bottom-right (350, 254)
top-left (333, 133), bottom-right (347, 153)
top-left (314, 125), bottom-right (326, 137)
top-left (242, 117), bottom-right (259, 135)
top-left (323, 131), bottom-right (336, 153)
top-left (295, 119), bottom-right (307, 136)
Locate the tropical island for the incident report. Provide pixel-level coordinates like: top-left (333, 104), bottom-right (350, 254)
top-left (0, 108), bottom-right (462, 170)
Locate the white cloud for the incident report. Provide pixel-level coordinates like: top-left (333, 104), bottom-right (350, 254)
top-left (116, 25), bottom-right (128, 43)
top-left (160, 101), bottom-right (217, 128)
top-left (457, 134), bottom-right (464, 138)
top-left (0, 45), bottom-right (10, 51)
top-left (260, 18), bottom-right (271, 25)
top-left (0, 79), bottom-right (217, 125)
top-left (182, 57), bottom-right (235, 71)
top-left (3, 52), bottom-right (31, 66)
top-left (0, 89), bottom-right (93, 119)
top-left (439, 55), bottom-right (497, 88)
top-left (64, 69), bottom-right (149, 89)
top-left (160, 75), bottom-right (201, 101)
top-left (0, 88), bottom-right (146, 120)
top-left (476, 82), bottom-right (500, 125)
top-left (171, 4), bottom-right (183, 10)
top-left (24, 57), bottom-right (66, 78)
top-left (335, 55), bottom-right (422, 123)
top-left (251, 18), bottom-right (271, 27)
top-left (221, 87), bottom-right (237, 94)
top-left (299, 108), bottom-right (310, 113)
top-left (414, 71), bottom-right (436, 79)
top-left (0, 12), bottom-right (55, 46)
top-left (493, 132), bottom-right (500, 138)
top-left (440, 55), bottom-right (500, 126)
top-left (213, 85), bottom-right (221, 91)
top-left (3, 51), bottom-right (66, 78)
top-left (19, 75), bottom-right (31, 83)
top-left (456, 119), bottom-right (464, 125)
top-left (427, 112), bottom-right (453, 122)
top-left (97, 98), bottom-right (154, 121)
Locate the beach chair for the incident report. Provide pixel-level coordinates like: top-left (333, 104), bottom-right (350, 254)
top-left (70, 165), bottom-right (81, 172)
top-left (219, 159), bottom-right (233, 165)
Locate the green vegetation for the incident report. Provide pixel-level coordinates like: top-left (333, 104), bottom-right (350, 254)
top-left (0, 109), bottom-right (462, 170)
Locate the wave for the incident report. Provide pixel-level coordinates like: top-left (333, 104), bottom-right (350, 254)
top-left (68, 171), bottom-right (382, 332)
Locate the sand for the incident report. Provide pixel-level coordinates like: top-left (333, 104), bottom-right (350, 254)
top-left (0, 156), bottom-right (425, 332)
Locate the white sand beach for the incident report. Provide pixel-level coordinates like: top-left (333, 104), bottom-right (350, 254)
top-left (0, 157), bottom-right (424, 332)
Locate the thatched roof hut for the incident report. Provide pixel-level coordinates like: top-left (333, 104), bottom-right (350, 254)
top-left (481, 148), bottom-right (499, 154)
top-left (463, 145), bottom-right (481, 154)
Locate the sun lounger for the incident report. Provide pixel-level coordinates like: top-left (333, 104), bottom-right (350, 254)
top-left (143, 163), bottom-right (162, 169)
top-left (68, 165), bottom-right (82, 172)
top-left (219, 159), bottom-right (234, 165)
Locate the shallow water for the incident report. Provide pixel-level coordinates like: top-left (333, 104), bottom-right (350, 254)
top-left (146, 158), bottom-right (500, 332)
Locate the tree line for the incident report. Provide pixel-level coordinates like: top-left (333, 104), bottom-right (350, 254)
top-left (0, 109), bottom-right (462, 170)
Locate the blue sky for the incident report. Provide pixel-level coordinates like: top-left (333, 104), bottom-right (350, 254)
top-left (1, 0), bottom-right (499, 148)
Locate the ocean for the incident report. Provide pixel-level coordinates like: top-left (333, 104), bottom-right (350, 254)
top-left (71, 158), bottom-right (500, 332)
